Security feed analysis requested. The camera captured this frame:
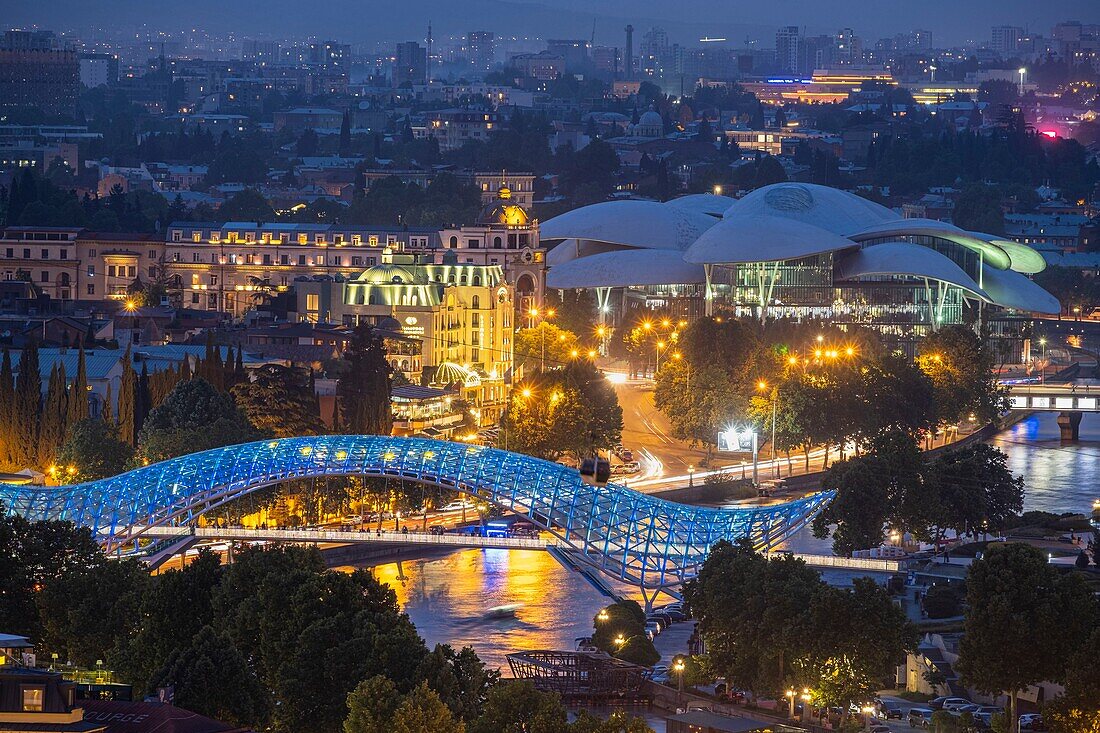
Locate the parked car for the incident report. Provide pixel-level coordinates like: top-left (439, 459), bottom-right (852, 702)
top-left (644, 621), bottom-right (661, 638)
top-left (875, 700), bottom-right (904, 719)
top-left (943, 698), bottom-right (975, 712)
top-left (428, 525), bottom-right (446, 535)
top-left (908, 708), bottom-right (935, 727)
top-left (930, 696), bottom-right (970, 710)
top-left (1019, 714), bottom-right (1046, 731)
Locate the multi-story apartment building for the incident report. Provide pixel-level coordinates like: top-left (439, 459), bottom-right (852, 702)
top-left (359, 169), bottom-right (536, 208)
top-left (0, 227), bottom-right (82, 301)
top-left (0, 31), bottom-right (79, 116)
top-left (163, 193), bottom-right (544, 318)
top-left (423, 108), bottom-right (500, 151)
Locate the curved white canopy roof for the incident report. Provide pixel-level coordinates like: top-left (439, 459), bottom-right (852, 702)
top-left (547, 249), bottom-right (706, 289)
top-left (547, 238), bottom-right (627, 267)
top-left (664, 193), bottom-right (735, 217)
top-left (847, 217), bottom-right (1044, 273)
top-left (541, 200), bottom-right (717, 251)
top-left (834, 243), bottom-right (990, 300)
top-left (723, 183), bottom-right (897, 236)
top-left (980, 265), bottom-right (1061, 315)
top-left (684, 214), bottom-right (858, 264)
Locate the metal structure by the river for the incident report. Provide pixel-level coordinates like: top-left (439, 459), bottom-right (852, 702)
top-left (0, 435), bottom-right (833, 594)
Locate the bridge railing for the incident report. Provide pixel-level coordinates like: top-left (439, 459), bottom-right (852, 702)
top-left (137, 525), bottom-right (551, 550)
top-left (1008, 394), bottom-right (1099, 411)
top-left (765, 551), bottom-right (901, 573)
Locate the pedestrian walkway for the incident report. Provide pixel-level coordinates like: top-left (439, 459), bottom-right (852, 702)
top-left (652, 621), bottom-right (695, 666)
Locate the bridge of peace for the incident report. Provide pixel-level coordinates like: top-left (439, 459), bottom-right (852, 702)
top-left (0, 435), bottom-right (863, 608)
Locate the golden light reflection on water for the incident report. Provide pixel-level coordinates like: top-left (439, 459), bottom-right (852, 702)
top-left (361, 549), bottom-right (614, 673)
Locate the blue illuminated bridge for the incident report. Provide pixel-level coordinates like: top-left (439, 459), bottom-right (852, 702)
top-left (0, 436), bottom-right (833, 595)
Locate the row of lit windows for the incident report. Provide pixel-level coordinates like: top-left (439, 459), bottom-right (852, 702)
top-left (172, 230), bottom-right (431, 247)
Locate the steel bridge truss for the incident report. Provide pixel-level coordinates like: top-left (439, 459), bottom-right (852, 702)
top-left (0, 436), bottom-right (833, 591)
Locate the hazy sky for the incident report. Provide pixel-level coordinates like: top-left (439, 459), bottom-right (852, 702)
top-left (8, 0), bottom-right (1100, 47)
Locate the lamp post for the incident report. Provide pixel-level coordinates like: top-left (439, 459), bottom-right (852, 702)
top-left (1039, 336), bottom-right (1047, 383)
top-left (673, 657), bottom-right (685, 703)
top-left (757, 380), bottom-right (778, 478)
top-left (1018, 67), bottom-right (1027, 97)
top-left (786, 690), bottom-right (796, 718)
top-left (688, 464), bottom-right (694, 488)
top-left (655, 341), bottom-right (665, 374)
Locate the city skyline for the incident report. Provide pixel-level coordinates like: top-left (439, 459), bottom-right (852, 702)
top-left (7, 0), bottom-right (1099, 48)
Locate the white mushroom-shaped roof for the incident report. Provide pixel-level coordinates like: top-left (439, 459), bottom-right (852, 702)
top-left (665, 193), bottom-right (735, 218)
top-left (723, 183), bottom-right (897, 236)
top-left (547, 249), bottom-right (706, 289)
top-left (541, 200), bottom-right (717, 251)
top-left (684, 215), bottom-right (859, 264)
top-left (848, 218), bottom-right (1014, 270)
top-left (980, 265), bottom-right (1061, 314)
top-left (835, 243), bottom-right (989, 300)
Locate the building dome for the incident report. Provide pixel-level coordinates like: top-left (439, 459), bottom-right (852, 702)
top-left (638, 109), bottom-right (663, 128)
top-left (480, 185), bottom-right (529, 226)
top-left (354, 262), bottom-right (427, 285)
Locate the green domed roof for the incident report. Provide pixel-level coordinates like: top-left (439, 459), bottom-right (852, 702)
top-left (355, 263), bottom-right (428, 285)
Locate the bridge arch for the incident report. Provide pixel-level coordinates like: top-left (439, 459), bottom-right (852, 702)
top-left (1, 436), bottom-right (833, 590)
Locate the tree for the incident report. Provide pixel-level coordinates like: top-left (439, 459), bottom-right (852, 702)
top-left (137, 378), bottom-right (260, 463)
top-left (917, 326), bottom-right (1007, 427)
top-left (39, 363), bottom-right (68, 467)
top-left (953, 184), bottom-right (1005, 235)
top-left (55, 418), bottom-right (134, 481)
top-left (0, 350), bottom-right (15, 467)
top-left (14, 340), bottom-right (41, 467)
top-left (37, 558), bottom-right (148, 667)
top-left (152, 625), bottom-right (271, 729)
top-left (390, 681), bottom-right (465, 733)
top-left (514, 321), bottom-right (580, 370)
top-left (752, 155), bottom-right (787, 189)
top-left (956, 543), bottom-right (1098, 733)
top-left (232, 364), bottom-right (324, 437)
top-left (66, 346), bottom-right (90, 425)
top-left (921, 584), bottom-right (962, 619)
top-left (117, 345), bottom-right (137, 445)
top-left (339, 111), bottom-right (352, 155)
top-left (1043, 628), bottom-right (1100, 733)
top-left (470, 681), bottom-right (568, 733)
top-left (337, 325), bottom-right (393, 436)
top-left (924, 443), bottom-right (1023, 541)
top-left (616, 635), bottom-right (660, 667)
top-left (415, 644), bottom-right (499, 723)
top-left (345, 675), bottom-right (401, 733)
top-left (217, 189), bottom-right (276, 223)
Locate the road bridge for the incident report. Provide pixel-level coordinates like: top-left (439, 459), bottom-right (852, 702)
top-left (0, 435), bottom-right (835, 606)
top-left (1006, 383), bottom-right (1100, 439)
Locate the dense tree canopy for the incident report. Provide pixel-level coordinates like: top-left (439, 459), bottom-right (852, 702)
top-left (137, 378), bottom-right (261, 462)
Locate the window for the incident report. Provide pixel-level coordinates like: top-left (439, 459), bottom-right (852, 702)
top-left (4, 248), bottom-right (11, 257)
top-left (493, 236), bottom-right (502, 249)
top-left (473, 275), bottom-right (481, 286)
top-left (22, 248), bottom-right (30, 258)
top-left (298, 255), bottom-right (306, 265)
top-left (245, 232), bottom-right (255, 243)
top-left (192, 253), bottom-right (201, 263)
top-left (306, 293), bottom-right (320, 312)
top-left (148, 266), bottom-right (156, 277)
top-left (468, 239), bottom-right (479, 249)
top-left (89, 249), bottom-right (96, 258)
top-left (280, 255), bottom-right (289, 265)
top-left (128, 266), bottom-right (136, 277)
top-left (334, 234), bottom-right (344, 244)
top-left (42, 249), bottom-right (49, 259)
top-left (210, 275), bottom-right (218, 286)
top-left (192, 231), bottom-right (202, 242)
top-left (108, 265), bottom-right (116, 277)
top-left (472, 295), bottom-right (480, 309)
top-left (263, 254), bottom-right (271, 265)
top-left (59, 250), bottom-right (67, 260)
top-left (369, 235), bottom-right (379, 246)
top-left (315, 234), bottom-right (325, 244)
top-left (449, 236), bottom-right (458, 248)
top-left (315, 255), bottom-right (325, 266)
top-left (21, 686), bottom-right (44, 712)
top-left (191, 292), bottom-right (199, 304)
top-left (352, 256), bottom-right (362, 266)
top-left (87, 265), bottom-right (95, 276)
top-left (87, 284), bottom-right (95, 295)
top-left (172, 230), bottom-right (182, 242)
top-left (41, 271), bottom-right (49, 282)
top-left (352, 234), bottom-right (362, 245)
top-left (298, 234), bottom-right (308, 245)
top-left (149, 250), bottom-right (157, 259)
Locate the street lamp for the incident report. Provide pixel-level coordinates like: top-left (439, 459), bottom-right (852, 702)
top-left (712, 184), bottom-right (722, 196)
top-left (597, 610), bottom-right (610, 622)
top-left (1039, 336), bottom-right (1047, 383)
top-left (673, 657), bottom-right (686, 701)
top-left (688, 464), bottom-right (695, 488)
top-left (1018, 67), bottom-right (1026, 96)
top-left (786, 689), bottom-right (796, 718)
top-left (614, 634), bottom-right (626, 647)
top-left (655, 341), bottom-right (665, 373)
top-left (757, 380), bottom-right (778, 478)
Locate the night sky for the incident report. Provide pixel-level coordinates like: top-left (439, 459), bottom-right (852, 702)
top-left (7, 0), bottom-right (1100, 46)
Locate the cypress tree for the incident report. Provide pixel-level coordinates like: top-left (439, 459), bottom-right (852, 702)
top-left (14, 342), bottom-right (42, 467)
top-left (117, 345), bottom-right (136, 445)
top-left (136, 361), bottom-right (150, 437)
top-left (40, 363), bottom-right (68, 468)
top-left (234, 347), bottom-right (244, 382)
top-left (223, 346), bottom-right (236, 390)
top-left (67, 346), bottom-right (89, 425)
top-left (102, 383), bottom-right (114, 425)
top-left (0, 350), bottom-right (14, 467)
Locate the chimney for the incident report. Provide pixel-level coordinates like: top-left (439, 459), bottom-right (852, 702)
top-left (624, 25), bottom-right (634, 80)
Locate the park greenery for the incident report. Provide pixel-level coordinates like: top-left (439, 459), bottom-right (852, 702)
top-left (589, 601), bottom-right (661, 668)
top-left (955, 543), bottom-right (1100, 733)
top-left (683, 539), bottom-right (916, 713)
top-left (498, 359), bottom-right (623, 464)
top-left (0, 514), bottom-right (656, 733)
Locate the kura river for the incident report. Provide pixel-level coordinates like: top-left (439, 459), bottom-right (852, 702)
top-left (355, 412), bottom-right (1099, 675)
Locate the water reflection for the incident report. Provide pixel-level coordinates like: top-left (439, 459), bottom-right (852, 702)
top-left (991, 412), bottom-right (1100, 514)
top-left (367, 548), bottom-right (611, 672)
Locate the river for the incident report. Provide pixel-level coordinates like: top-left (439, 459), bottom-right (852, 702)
top-left (359, 412), bottom-right (1098, 685)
